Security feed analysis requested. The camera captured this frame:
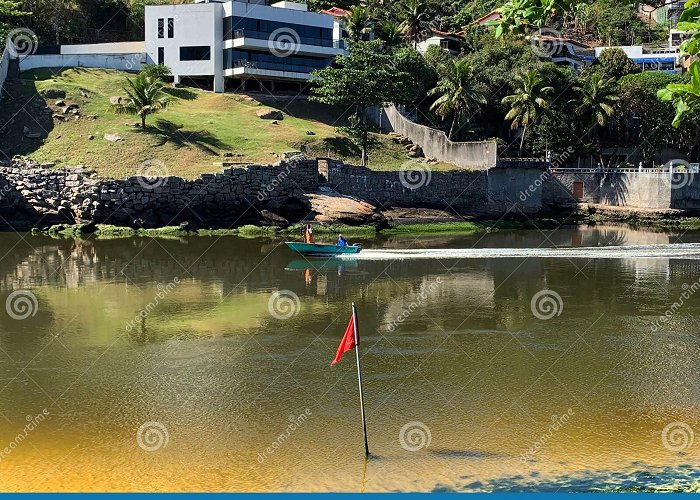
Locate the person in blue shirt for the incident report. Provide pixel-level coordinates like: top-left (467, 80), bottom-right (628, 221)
top-left (336, 234), bottom-right (348, 247)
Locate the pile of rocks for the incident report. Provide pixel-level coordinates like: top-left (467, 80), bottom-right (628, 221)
top-left (389, 132), bottom-right (424, 158)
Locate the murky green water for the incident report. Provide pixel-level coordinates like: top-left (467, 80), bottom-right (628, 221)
top-left (0, 225), bottom-right (698, 492)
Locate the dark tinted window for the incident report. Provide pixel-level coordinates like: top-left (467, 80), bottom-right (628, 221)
top-left (180, 46), bottom-right (211, 61)
top-left (158, 18), bottom-right (164, 38)
top-left (168, 18), bottom-right (174, 38)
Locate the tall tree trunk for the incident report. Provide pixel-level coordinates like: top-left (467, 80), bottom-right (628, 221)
top-left (360, 107), bottom-right (368, 166)
top-left (448, 116), bottom-right (457, 141)
top-left (141, 114), bottom-right (146, 128)
top-left (596, 126), bottom-right (606, 169)
top-left (519, 125), bottom-right (527, 157)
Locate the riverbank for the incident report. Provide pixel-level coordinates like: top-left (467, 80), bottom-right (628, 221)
top-left (30, 210), bottom-right (700, 240)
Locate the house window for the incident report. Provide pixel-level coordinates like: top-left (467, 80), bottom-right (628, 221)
top-left (180, 46), bottom-right (211, 61)
top-left (158, 18), bottom-right (164, 39)
top-left (168, 18), bottom-right (174, 38)
top-left (158, 47), bottom-right (165, 65)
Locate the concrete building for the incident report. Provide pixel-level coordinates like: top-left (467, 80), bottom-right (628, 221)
top-left (593, 45), bottom-right (681, 73)
top-left (530, 34), bottom-right (591, 70)
top-left (416, 29), bottom-right (463, 56)
top-left (144, 0), bottom-right (346, 93)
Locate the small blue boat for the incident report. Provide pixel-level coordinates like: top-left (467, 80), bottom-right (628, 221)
top-left (285, 242), bottom-right (362, 256)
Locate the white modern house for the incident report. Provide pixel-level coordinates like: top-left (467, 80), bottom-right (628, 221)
top-left (144, 0), bottom-right (346, 93)
top-left (593, 45), bottom-right (681, 73)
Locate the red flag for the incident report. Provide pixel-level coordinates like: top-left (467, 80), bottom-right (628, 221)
top-left (331, 315), bottom-right (356, 366)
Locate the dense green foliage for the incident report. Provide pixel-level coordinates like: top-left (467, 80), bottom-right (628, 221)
top-left (3, 0), bottom-right (698, 164)
top-left (310, 40), bottom-right (419, 165)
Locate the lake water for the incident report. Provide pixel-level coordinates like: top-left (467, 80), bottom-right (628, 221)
top-left (0, 225), bottom-right (698, 492)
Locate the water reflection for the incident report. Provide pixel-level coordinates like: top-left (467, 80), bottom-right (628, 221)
top-left (0, 225), bottom-right (698, 491)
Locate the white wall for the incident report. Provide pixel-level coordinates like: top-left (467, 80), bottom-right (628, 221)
top-left (61, 41), bottom-right (146, 55)
top-left (228, 1), bottom-right (334, 28)
top-left (0, 43), bottom-right (10, 101)
top-left (19, 53), bottom-right (146, 72)
top-left (145, 2), bottom-right (223, 88)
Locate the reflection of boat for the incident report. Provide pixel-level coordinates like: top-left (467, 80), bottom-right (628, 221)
top-left (285, 259), bottom-right (358, 271)
top-left (285, 242), bottom-right (362, 256)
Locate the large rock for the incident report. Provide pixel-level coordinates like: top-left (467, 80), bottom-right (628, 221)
top-left (41, 89), bottom-right (66, 99)
top-left (256, 108), bottom-right (284, 120)
top-left (104, 134), bottom-right (123, 142)
top-left (306, 191), bottom-right (384, 226)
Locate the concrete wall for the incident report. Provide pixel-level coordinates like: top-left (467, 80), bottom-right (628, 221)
top-left (543, 171), bottom-right (700, 210)
top-left (19, 53), bottom-right (146, 72)
top-left (61, 42), bottom-right (146, 55)
top-left (0, 44), bottom-right (9, 101)
top-left (367, 105), bottom-right (498, 170)
top-left (543, 172), bottom-right (600, 206)
top-left (322, 159), bottom-right (543, 214)
top-left (146, 2), bottom-right (222, 86)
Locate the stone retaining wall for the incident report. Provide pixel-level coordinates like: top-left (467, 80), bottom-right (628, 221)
top-left (0, 157), bottom-right (318, 229)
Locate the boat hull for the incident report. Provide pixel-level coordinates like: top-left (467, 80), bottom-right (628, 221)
top-left (285, 242), bottom-right (362, 256)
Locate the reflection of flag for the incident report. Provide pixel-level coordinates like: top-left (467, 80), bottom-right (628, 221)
top-left (331, 315), bottom-right (356, 366)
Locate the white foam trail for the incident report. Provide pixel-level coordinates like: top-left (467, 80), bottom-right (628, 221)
top-left (344, 244), bottom-right (700, 261)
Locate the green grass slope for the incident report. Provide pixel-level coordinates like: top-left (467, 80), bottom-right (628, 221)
top-left (3, 68), bottom-right (459, 178)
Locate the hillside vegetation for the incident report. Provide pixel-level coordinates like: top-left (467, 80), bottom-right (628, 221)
top-left (1, 68), bottom-right (456, 178)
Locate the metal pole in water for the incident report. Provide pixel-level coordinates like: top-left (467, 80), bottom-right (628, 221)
top-left (352, 302), bottom-right (370, 456)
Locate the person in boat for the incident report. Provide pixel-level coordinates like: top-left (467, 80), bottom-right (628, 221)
top-left (336, 234), bottom-right (348, 247)
top-left (304, 224), bottom-right (314, 244)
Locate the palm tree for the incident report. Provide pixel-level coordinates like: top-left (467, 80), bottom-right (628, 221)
top-left (344, 5), bottom-right (373, 42)
top-left (428, 58), bottom-right (486, 140)
top-left (111, 73), bottom-right (176, 128)
top-left (376, 20), bottom-right (403, 49)
top-left (502, 69), bottom-right (554, 155)
top-left (399, 0), bottom-right (433, 48)
top-left (573, 73), bottom-right (620, 167)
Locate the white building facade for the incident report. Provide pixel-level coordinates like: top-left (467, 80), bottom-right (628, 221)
top-left (145, 0), bottom-right (345, 93)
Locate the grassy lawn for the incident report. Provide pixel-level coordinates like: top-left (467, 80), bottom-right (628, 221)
top-left (6, 68), bottom-right (460, 178)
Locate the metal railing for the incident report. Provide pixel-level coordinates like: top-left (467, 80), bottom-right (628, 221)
top-left (231, 29), bottom-right (344, 49)
top-left (549, 167), bottom-right (698, 174)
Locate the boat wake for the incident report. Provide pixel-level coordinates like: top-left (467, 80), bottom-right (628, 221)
top-left (342, 243), bottom-right (700, 261)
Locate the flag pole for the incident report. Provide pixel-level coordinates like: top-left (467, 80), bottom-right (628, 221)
top-left (352, 302), bottom-right (370, 456)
